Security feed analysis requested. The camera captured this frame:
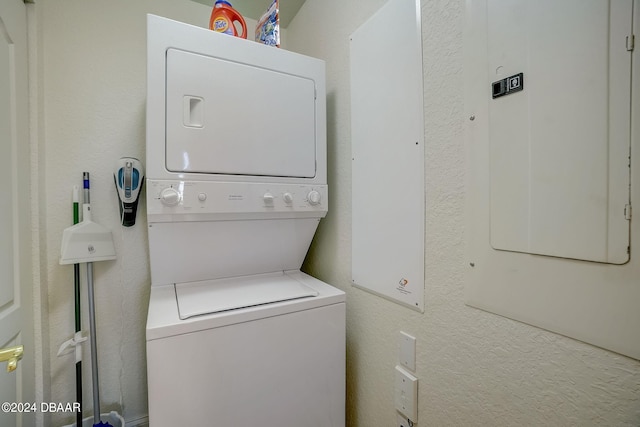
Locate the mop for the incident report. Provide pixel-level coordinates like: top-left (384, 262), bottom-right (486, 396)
top-left (56, 186), bottom-right (87, 426)
top-left (60, 172), bottom-right (117, 427)
top-left (73, 186), bottom-right (83, 427)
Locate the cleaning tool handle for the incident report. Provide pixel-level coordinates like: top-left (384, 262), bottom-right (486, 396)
top-left (73, 186), bottom-right (80, 224)
top-left (83, 172), bottom-right (90, 204)
top-left (73, 185), bottom-right (81, 330)
top-left (86, 262), bottom-right (103, 425)
top-left (73, 184), bottom-right (83, 427)
top-left (82, 172), bottom-right (92, 222)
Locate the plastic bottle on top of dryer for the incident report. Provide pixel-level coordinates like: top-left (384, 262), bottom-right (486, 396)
top-left (209, 0), bottom-right (247, 39)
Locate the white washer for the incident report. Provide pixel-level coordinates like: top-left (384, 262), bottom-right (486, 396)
top-left (145, 15), bottom-right (345, 427)
top-left (146, 271), bottom-right (345, 426)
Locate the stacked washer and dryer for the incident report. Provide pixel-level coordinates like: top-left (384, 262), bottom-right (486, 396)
top-left (144, 15), bottom-right (345, 427)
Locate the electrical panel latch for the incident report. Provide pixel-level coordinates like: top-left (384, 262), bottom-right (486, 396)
top-left (492, 73), bottom-right (524, 99)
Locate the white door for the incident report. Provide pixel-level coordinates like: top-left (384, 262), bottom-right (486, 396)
top-left (0, 0), bottom-right (35, 426)
top-left (165, 48), bottom-right (317, 178)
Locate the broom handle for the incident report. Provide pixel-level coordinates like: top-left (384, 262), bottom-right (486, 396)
top-left (83, 172), bottom-right (90, 204)
top-left (73, 185), bottom-right (82, 427)
top-left (83, 172), bottom-right (102, 425)
top-left (87, 261), bottom-right (101, 425)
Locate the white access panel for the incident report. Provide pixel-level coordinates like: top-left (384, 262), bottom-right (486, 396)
top-left (147, 218), bottom-right (321, 286)
top-left (351, 0), bottom-right (425, 311)
top-left (165, 48), bottom-right (317, 178)
top-left (465, 0), bottom-right (640, 360)
top-left (487, 0), bottom-right (632, 264)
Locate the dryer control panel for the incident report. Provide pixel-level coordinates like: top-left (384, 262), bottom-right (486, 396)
top-left (147, 180), bottom-right (328, 222)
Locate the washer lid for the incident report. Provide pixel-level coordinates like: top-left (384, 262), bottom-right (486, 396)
top-left (175, 272), bottom-right (319, 320)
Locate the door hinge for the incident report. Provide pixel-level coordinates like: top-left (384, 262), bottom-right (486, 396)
top-left (624, 204), bottom-right (632, 220)
top-left (627, 34), bottom-right (635, 52)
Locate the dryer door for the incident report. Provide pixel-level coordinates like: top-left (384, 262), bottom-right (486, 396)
top-left (166, 48), bottom-right (317, 178)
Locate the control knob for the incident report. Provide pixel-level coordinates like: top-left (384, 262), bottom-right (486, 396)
top-left (159, 187), bottom-right (181, 206)
top-left (307, 190), bottom-right (321, 206)
top-left (283, 192), bottom-right (294, 204)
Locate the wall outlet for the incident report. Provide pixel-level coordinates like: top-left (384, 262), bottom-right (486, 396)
top-left (394, 365), bottom-right (418, 422)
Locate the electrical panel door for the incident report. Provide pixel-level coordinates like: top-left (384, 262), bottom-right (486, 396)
top-left (488, 0), bottom-right (633, 264)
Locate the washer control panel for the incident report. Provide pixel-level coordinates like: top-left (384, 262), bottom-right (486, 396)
top-left (147, 180), bottom-right (328, 218)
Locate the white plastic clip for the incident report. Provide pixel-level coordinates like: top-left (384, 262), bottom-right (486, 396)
top-left (56, 331), bottom-right (88, 363)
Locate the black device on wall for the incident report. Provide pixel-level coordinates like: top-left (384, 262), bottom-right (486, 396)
top-left (114, 157), bottom-right (144, 226)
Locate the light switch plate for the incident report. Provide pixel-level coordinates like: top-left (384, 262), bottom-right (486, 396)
top-left (395, 365), bottom-right (418, 422)
top-left (399, 331), bottom-right (416, 371)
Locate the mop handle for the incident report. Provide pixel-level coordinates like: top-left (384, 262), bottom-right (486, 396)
top-left (83, 172), bottom-right (102, 425)
top-left (82, 172), bottom-right (92, 222)
top-left (73, 186), bottom-right (80, 330)
top-left (87, 262), bottom-right (101, 426)
top-left (83, 172), bottom-right (90, 204)
top-left (73, 186), bottom-right (80, 223)
top-left (73, 185), bottom-right (83, 427)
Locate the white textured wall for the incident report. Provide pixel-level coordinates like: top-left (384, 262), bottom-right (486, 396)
top-left (39, 1), bottom-right (217, 425)
top-left (287, 0), bottom-right (640, 426)
top-left (36, 0), bottom-right (640, 425)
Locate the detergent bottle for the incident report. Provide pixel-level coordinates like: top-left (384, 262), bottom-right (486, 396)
top-left (209, 0), bottom-right (247, 39)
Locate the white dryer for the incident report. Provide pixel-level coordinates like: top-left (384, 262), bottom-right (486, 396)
top-left (144, 15), bottom-right (345, 427)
